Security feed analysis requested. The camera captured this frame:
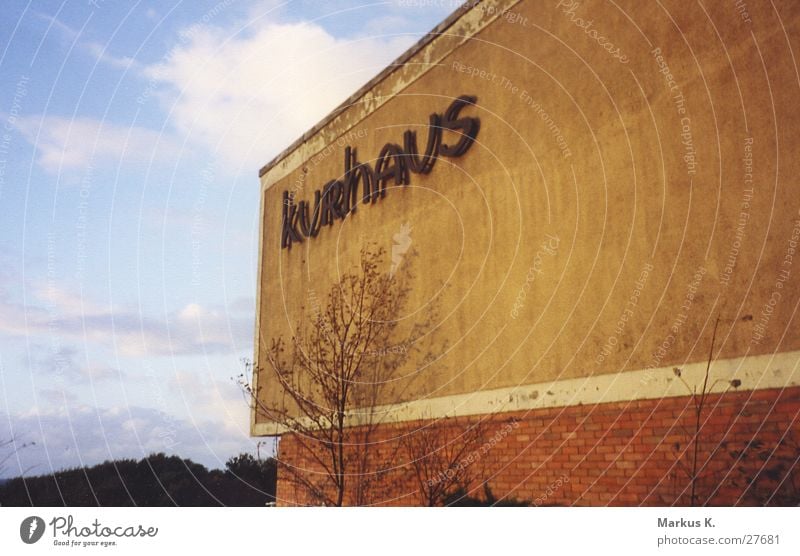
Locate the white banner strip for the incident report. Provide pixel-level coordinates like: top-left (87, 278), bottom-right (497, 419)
top-left (1, 507), bottom-right (798, 555)
top-left (253, 348), bottom-right (800, 434)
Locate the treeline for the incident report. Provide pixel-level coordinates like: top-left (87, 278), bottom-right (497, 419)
top-left (0, 453), bottom-right (276, 506)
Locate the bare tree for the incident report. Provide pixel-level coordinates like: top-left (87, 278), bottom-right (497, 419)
top-left (0, 437), bottom-right (35, 478)
top-left (240, 245), bottom-right (436, 506)
top-left (400, 416), bottom-right (488, 506)
top-left (670, 317), bottom-right (741, 505)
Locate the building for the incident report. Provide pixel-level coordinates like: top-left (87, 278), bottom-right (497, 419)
top-left (253, 0), bottom-right (800, 505)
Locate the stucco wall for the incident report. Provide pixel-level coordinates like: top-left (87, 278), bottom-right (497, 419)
top-left (254, 0), bottom-right (800, 432)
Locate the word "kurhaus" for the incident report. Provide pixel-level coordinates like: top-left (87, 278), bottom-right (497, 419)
top-left (280, 95), bottom-right (481, 249)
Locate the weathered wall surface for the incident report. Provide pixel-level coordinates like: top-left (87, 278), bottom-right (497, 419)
top-left (254, 0), bottom-right (800, 434)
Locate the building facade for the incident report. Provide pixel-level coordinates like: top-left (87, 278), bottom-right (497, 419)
top-left (253, 0), bottom-right (800, 505)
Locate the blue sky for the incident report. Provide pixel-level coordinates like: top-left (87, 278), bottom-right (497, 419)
top-left (0, 0), bottom-right (455, 477)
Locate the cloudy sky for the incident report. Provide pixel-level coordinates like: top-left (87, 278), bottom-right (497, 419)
top-left (0, 0), bottom-right (455, 477)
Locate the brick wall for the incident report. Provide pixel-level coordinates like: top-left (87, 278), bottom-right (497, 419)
top-left (274, 386), bottom-right (800, 506)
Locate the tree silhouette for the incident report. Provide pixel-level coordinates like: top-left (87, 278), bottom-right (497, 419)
top-left (0, 452), bottom-right (277, 506)
top-left (400, 416), bottom-right (488, 506)
top-left (242, 245), bottom-right (439, 505)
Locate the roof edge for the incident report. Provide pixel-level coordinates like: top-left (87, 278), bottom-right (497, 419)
top-left (257, 1), bottom-right (481, 178)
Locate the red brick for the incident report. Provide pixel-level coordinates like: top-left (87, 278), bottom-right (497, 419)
top-left (274, 386), bottom-right (800, 506)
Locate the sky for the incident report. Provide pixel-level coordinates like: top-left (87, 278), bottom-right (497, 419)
top-left (0, 0), bottom-right (457, 478)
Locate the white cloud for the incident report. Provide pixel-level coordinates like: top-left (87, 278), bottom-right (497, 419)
top-left (29, 345), bottom-right (122, 384)
top-left (33, 11), bottom-right (142, 72)
top-left (32, 11), bottom-right (80, 41)
top-left (12, 115), bottom-right (185, 173)
top-left (0, 288), bottom-right (251, 357)
top-left (167, 369), bottom-right (249, 436)
top-left (0, 404), bottom-right (255, 478)
top-left (31, 283), bottom-right (106, 315)
top-left (143, 19), bottom-right (416, 171)
top-left (37, 387), bottom-right (78, 405)
top-left (85, 41), bottom-right (140, 70)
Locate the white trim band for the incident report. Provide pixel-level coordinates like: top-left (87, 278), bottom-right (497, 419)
top-left (252, 349), bottom-right (800, 436)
